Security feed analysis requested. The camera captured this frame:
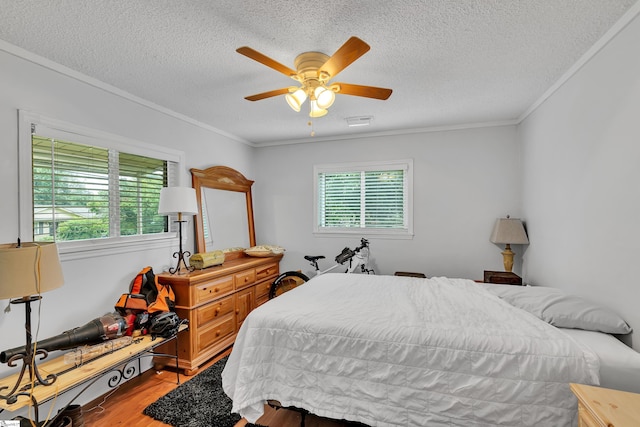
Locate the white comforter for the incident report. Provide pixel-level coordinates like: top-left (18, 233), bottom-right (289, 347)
top-left (222, 275), bottom-right (599, 426)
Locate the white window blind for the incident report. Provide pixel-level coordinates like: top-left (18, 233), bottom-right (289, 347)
top-left (32, 137), bottom-right (111, 241)
top-left (118, 151), bottom-right (168, 237)
top-left (32, 136), bottom-right (169, 242)
top-left (314, 160), bottom-right (413, 238)
top-left (19, 111), bottom-right (184, 259)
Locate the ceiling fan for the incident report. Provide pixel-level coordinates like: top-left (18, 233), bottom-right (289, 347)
top-left (236, 37), bottom-right (392, 118)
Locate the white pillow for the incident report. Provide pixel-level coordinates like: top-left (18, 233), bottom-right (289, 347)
top-left (483, 285), bottom-right (632, 335)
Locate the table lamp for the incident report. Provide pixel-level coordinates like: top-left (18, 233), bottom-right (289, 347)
top-left (158, 187), bottom-right (198, 274)
top-left (490, 216), bottom-right (529, 272)
top-left (0, 241), bottom-right (64, 406)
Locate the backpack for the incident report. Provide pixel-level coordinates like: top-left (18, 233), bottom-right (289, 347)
top-left (115, 266), bottom-right (175, 315)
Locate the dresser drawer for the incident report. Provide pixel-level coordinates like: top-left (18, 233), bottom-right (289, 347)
top-left (197, 314), bottom-right (235, 354)
top-left (195, 276), bottom-right (234, 305)
top-left (235, 269), bottom-right (256, 289)
top-left (256, 262), bottom-right (279, 281)
top-left (196, 296), bottom-right (234, 327)
top-left (255, 279), bottom-right (272, 301)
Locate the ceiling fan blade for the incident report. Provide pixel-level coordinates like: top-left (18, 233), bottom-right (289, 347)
top-left (236, 46), bottom-right (297, 78)
top-left (244, 87), bottom-right (290, 101)
top-left (333, 83), bottom-right (392, 100)
top-left (319, 37), bottom-right (371, 79)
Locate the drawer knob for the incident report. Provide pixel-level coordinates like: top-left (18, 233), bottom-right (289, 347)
top-left (215, 307), bottom-right (221, 314)
top-left (214, 287), bottom-right (219, 293)
top-left (215, 330), bottom-right (221, 337)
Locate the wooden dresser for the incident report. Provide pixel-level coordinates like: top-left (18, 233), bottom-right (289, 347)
top-left (154, 253), bottom-right (281, 375)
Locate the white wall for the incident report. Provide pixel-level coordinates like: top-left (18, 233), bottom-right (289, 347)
top-left (254, 126), bottom-right (522, 280)
top-left (0, 47), bottom-right (253, 414)
top-left (520, 12), bottom-right (640, 348)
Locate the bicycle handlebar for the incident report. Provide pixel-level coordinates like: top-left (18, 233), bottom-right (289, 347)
top-left (354, 238), bottom-right (369, 252)
top-left (334, 238), bottom-right (369, 264)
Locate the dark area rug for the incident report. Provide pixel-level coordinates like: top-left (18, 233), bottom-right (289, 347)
top-left (144, 356), bottom-right (264, 427)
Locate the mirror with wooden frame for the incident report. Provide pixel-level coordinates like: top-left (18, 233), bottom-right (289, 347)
top-left (191, 166), bottom-right (256, 256)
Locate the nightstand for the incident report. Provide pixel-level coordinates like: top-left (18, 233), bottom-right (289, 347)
top-left (570, 383), bottom-right (640, 426)
top-left (483, 270), bottom-right (522, 285)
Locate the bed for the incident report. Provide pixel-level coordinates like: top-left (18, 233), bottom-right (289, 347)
top-left (222, 274), bottom-right (638, 426)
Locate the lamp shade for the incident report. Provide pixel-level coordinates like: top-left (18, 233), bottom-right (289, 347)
top-left (309, 100), bottom-right (328, 118)
top-left (0, 242), bottom-right (64, 300)
top-left (285, 88), bottom-right (307, 112)
top-left (314, 86), bottom-right (335, 109)
top-left (490, 217), bottom-right (529, 245)
top-left (158, 187), bottom-right (198, 216)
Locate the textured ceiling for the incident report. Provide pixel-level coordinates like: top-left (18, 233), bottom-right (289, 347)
top-left (0, 1), bottom-right (637, 145)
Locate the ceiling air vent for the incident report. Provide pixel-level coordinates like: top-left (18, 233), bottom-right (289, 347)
top-left (346, 116), bottom-right (372, 127)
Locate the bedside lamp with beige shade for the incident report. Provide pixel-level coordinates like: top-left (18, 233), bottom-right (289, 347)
top-left (0, 241), bottom-right (64, 406)
top-left (490, 216), bottom-right (529, 272)
top-left (158, 187), bottom-right (199, 275)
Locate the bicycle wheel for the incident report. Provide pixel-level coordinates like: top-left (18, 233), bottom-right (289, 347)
top-left (269, 271), bottom-right (310, 299)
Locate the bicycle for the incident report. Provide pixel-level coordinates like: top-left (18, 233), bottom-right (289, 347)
top-left (269, 238), bottom-right (375, 299)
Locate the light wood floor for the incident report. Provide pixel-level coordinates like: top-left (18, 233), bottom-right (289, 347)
top-left (81, 349), bottom-right (354, 427)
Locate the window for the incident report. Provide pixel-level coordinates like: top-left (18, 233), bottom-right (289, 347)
top-left (314, 159), bottom-right (413, 238)
top-left (19, 111), bottom-right (184, 259)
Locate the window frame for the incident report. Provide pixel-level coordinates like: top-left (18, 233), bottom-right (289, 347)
top-left (18, 110), bottom-right (186, 261)
top-left (313, 159), bottom-right (414, 239)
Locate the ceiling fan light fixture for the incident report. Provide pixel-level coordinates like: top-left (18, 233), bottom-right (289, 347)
top-left (309, 100), bottom-right (328, 118)
top-left (285, 88), bottom-right (307, 112)
top-left (314, 86), bottom-right (335, 109)
top-left (237, 37), bottom-right (391, 128)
